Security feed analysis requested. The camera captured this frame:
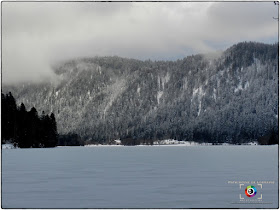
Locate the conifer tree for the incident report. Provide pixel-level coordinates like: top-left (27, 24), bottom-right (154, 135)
top-left (1, 92), bottom-right (59, 148)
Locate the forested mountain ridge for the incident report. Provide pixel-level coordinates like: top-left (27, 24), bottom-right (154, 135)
top-left (3, 42), bottom-right (278, 144)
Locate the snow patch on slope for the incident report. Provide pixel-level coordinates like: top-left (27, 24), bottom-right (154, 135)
top-left (234, 81), bottom-right (250, 93)
top-left (213, 88), bottom-right (217, 101)
top-left (157, 91), bottom-right (164, 104)
top-left (192, 86), bottom-right (205, 116)
top-left (183, 77), bottom-right (188, 90)
top-left (157, 73), bottom-right (170, 90)
top-left (103, 79), bottom-right (126, 118)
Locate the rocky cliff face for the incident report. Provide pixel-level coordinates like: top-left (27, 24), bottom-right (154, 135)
top-left (3, 42), bottom-right (278, 143)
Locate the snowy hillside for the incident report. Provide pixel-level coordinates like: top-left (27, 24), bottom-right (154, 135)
top-left (3, 42), bottom-right (278, 143)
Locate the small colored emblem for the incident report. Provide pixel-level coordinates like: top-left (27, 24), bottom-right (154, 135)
top-left (245, 185), bottom-right (257, 197)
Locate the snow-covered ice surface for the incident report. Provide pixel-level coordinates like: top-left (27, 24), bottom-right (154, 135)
top-left (2, 145), bottom-right (278, 208)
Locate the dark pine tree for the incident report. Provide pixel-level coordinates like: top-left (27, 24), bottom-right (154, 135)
top-left (28, 107), bottom-right (40, 147)
top-left (39, 112), bottom-right (49, 147)
top-left (1, 93), bottom-right (8, 142)
top-left (5, 92), bottom-right (18, 141)
top-left (2, 92), bottom-right (59, 148)
top-left (17, 103), bottom-right (31, 148)
top-left (268, 128), bottom-right (279, 145)
top-left (49, 113), bottom-right (58, 147)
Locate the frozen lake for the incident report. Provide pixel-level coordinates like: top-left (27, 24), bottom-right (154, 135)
top-left (2, 145), bottom-right (278, 208)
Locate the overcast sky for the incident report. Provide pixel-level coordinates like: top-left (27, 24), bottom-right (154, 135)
top-left (2, 2), bottom-right (278, 84)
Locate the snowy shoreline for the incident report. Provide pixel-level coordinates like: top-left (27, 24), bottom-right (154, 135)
top-left (85, 139), bottom-right (258, 147)
top-left (2, 141), bottom-right (261, 149)
top-left (84, 143), bottom-right (259, 147)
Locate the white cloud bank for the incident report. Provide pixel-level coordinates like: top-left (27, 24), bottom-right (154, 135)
top-left (2, 2), bottom-right (278, 84)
